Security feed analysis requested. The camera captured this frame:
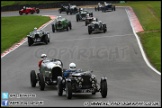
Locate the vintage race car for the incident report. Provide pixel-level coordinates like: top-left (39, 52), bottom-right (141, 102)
top-left (58, 4), bottom-right (69, 14)
top-left (30, 58), bottom-right (63, 90)
top-left (27, 29), bottom-right (50, 46)
top-left (76, 10), bottom-right (93, 22)
top-left (101, 2), bottom-right (116, 12)
top-left (66, 4), bottom-right (78, 15)
top-left (19, 7), bottom-right (40, 15)
top-left (85, 16), bottom-right (98, 26)
top-left (88, 21), bottom-right (107, 34)
top-left (57, 70), bottom-right (108, 99)
top-left (51, 16), bottom-right (72, 32)
top-left (94, 2), bottom-right (103, 11)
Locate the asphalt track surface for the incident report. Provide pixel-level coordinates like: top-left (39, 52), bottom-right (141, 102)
top-left (1, 7), bottom-right (161, 107)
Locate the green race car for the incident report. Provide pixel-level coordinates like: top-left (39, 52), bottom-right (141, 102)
top-left (51, 16), bottom-right (72, 33)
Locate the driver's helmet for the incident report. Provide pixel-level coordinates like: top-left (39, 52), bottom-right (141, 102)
top-left (41, 54), bottom-right (47, 59)
top-left (34, 27), bottom-right (37, 30)
top-left (23, 6), bottom-right (26, 9)
top-left (92, 17), bottom-right (96, 21)
top-left (80, 8), bottom-right (83, 11)
top-left (69, 63), bottom-right (76, 71)
top-left (58, 16), bottom-right (62, 19)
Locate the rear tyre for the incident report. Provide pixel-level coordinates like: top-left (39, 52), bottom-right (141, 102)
top-left (66, 82), bottom-right (72, 99)
top-left (38, 73), bottom-right (45, 91)
top-left (30, 70), bottom-right (37, 87)
top-left (66, 26), bottom-right (69, 31)
top-left (69, 22), bottom-right (72, 30)
top-left (88, 26), bottom-right (92, 34)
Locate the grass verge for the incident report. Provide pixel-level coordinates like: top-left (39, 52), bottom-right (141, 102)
top-left (1, 15), bottom-right (50, 52)
top-left (117, 1), bottom-right (161, 72)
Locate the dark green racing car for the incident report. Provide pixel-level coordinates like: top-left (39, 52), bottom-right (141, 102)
top-left (51, 16), bottom-right (72, 33)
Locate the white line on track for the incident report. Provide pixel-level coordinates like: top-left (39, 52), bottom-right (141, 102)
top-left (54, 33), bottom-right (134, 42)
top-left (125, 6), bottom-right (161, 75)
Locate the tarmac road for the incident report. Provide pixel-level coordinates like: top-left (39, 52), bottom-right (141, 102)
top-left (1, 7), bottom-right (161, 107)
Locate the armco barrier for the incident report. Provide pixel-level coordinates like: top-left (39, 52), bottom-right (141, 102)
top-left (1, 1), bottom-right (120, 12)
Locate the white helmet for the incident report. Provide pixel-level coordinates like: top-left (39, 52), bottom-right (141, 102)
top-left (69, 63), bottom-right (76, 71)
top-left (41, 54), bottom-right (47, 59)
top-left (34, 27), bottom-right (37, 30)
top-left (58, 16), bottom-right (62, 19)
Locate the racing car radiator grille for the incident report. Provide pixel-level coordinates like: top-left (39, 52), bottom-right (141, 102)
top-left (82, 75), bottom-right (92, 89)
top-left (81, 14), bottom-right (86, 18)
top-left (35, 34), bottom-right (40, 39)
top-left (94, 24), bottom-right (99, 29)
top-left (52, 67), bottom-right (62, 80)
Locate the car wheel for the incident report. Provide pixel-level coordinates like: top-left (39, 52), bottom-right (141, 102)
top-left (43, 35), bottom-right (48, 44)
top-left (88, 27), bottom-right (92, 34)
top-left (58, 78), bottom-right (63, 96)
top-left (103, 24), bottom-right (107, 33)
top-left (38, 73), bottom-right (45, 91)
top-left (85, 21), bottom-right (87, 26)
top-left (100, 79), bottom-right (107, 98)
top-left (26, 12), bottom-right (28, 15)
top-left (19, 11), bottom-right (22, 15)
top-left (30, 11), bottom-right (34, 14)
top-left (95, 7), bottom-right (97, 11)
top-left (66, 82), bottom-right (72, 99)
top-left (59, 9), bottom-right (61, 14)
top-left (36, 9), bottom-right (40, 14)
top-left (52, 24), bottom-right (55, 33)
top-left (30, 70), bottom-right (37, 87)
top-left (114, 6), bottom-right (116, 11)
top-left (66, 26), bottom-right (69, 31)
top-left (28, 37), bottom-right (33, 46)
top-left (66, 11), bottom-right (69, 15)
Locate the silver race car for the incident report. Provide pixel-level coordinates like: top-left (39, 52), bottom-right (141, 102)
top-left (88, 20), bottom-right (107, 34)
top-left (30, 58), bottom-right (63, 90)
top-left (27, 28), bottom-right (50, 46)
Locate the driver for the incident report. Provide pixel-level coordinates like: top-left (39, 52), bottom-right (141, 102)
top-left (38, 54), bottom-right (47, 68)
top-left (34, 27), bottom-right (37, 31)
top-left (23, 6), bottom-right (26, 10)
top-left (63, 63), bottom-right (77, 78)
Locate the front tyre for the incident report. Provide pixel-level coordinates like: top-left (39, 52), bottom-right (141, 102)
top-left (66, 82), bottom-right (72, 99)
top-left (36, 9), bottom-right (40, 13)
top-left (58, 78), bottom-right (63, 96)
top-left (30, 70), bottom-right (37, 87)
top-left (100, 79), bottom-right (107, 98)
top-left (28, 37), bottom-right (33, 46)
top-left (38, 73), bottom-right (45, 91)
top-left (52, 24), bottom-right (55, 33)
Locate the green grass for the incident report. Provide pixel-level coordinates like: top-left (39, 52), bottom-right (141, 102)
top-left (139, 31), bottom-right (161, 72)
top-left (116, 1), bottom-right (161, 72)
top-left (1, 15), bottom-right (50, 52)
